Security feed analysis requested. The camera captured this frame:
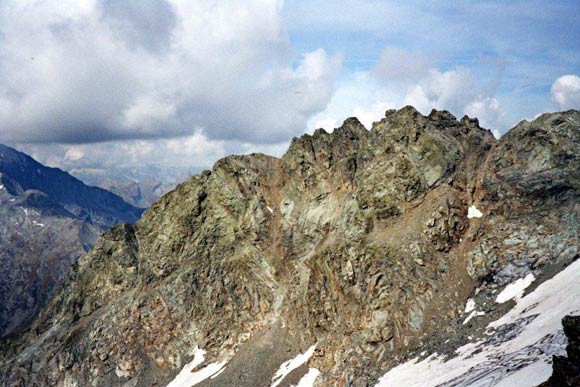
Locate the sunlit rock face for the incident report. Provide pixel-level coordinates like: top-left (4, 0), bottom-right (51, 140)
top-left (0, 108), bottom-right (579, 387)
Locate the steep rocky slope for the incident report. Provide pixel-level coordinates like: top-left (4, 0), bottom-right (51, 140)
top-left (0, 144), bottom-right (143, 338)
top-left (0, 108), bottom-right (578, 386)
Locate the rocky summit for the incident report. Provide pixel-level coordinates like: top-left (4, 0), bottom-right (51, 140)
top-left (0, 144), bottom-right (143, 338)
top-left (0, 107), bottom-right (579, 386)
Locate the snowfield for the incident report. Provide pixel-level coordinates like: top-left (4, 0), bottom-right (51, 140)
top-left (495, 273), bottom-right (535, 304)
top-left (292, 368), bottom-right (321, 387)
top-left (376, 259), bottom-right (580, 387)
top-left (167, 346), bottom-right (227, 387)
top-left (271, 345), bottom-right (317, 387)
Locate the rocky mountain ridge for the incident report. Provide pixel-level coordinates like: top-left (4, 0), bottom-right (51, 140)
top-left (0, 144), bottom-right (143, 338)
top-left (0, 107), bottom-right (578, 386)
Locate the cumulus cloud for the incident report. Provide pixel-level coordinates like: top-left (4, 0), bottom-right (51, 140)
top-left (464, 97), bottom-right (504, 137)
top-left (313, 118), bottom-right (339, 132)
top-left (402, 67), bottom-right (505, 130)
top-left (551, 75), bottom-right (580, 110)
top-left (0, 0), bottom-right (340, 145)
top-left (352, 101), bottom-right (394, 129)
top-left (404, 68), bottom-right (475, 114)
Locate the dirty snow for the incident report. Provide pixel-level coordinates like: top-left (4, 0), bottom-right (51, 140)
top-left (467, 205), bottom-right (483, 218)
top-left (292, 368), bottom-right (320, 387)
top-left (271, 345), bottom-right (317, 387)
top-left (376, 259), bottom-right (580, 387)
top-left (167, 346), bottom-right (226, 387)
top-left (495, 273), bottom-right (535, 304)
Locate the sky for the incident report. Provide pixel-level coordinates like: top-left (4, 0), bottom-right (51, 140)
top-left (0, 0), bottom-right (578, 181)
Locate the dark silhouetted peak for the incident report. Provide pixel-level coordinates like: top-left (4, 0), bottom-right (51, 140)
top-left (0, 143), bottom-right (143, 228)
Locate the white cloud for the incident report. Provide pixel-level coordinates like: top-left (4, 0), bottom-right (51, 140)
top-left (307, 71), bottom-right (400, 133)
top-left (0, 0), bottom-right (340, 145)
top-left (404, 68), bottom-right (476, 114)
top-left (464, 97), bottom-right (504, 136)
top-left (310, 60), bottom-right (507, 138)
top-left (551, 75), bottom-right (580, 110)
top-left (373, 47), bottom-right (429, 83)
top-left (352, 101), bottom-right (393, 129)
top-left (313, 118), bottom-right (339, 131)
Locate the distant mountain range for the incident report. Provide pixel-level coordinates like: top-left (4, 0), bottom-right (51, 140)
top-left (0, 143), bottom-right (144, 337)
top-left (69, 171), bottom-right (176, 208)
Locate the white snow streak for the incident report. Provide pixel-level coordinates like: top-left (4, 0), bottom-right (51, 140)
top-left (462, 310), bottom-right (485, 325)
top-left (271, 345), bottom-right (317, 387)
top-left (467, 205), bottom-right (483, 218)
top-left (495, 273), bottom-right (535, 304)
top-left (292, 368), bottom-right (320, 387)
top-left (376, 259), bottom-right (580, 387)
top-left (166, 346), bottom-right (226, 387)
top-left (464, 298), bottom-right (476, 314)
top-left (267, 206), bottom-right (274, 214)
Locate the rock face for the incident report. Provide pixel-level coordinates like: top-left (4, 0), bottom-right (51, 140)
top-left (0, 108), bottom-right (579, 386)
top-left (0, 144), bottom-right (143, 338)
top-left (540, 315), bottom-right (580, 387)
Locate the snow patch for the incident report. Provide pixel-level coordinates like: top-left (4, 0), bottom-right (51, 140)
top-left (496, 273), bottom-right (535, 304)
top-left (271, 345), bottom-right (316, 387)
top-left (267, 206), bottom-right (274, 214)
top-left (467, 205), bottom-right (483, 218)
top-left (167, 346), bottom-right (226, 387)
top-left (376, 259), bottom-right (580, 386)
top-left (32, 220), bottom-right (45, 227)
top-left (292, 368), bottom-right (320, 387)
top-left (464, 298), bottom-right (476, 313)
top-left (463, 310), bottom-right (485, 325)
